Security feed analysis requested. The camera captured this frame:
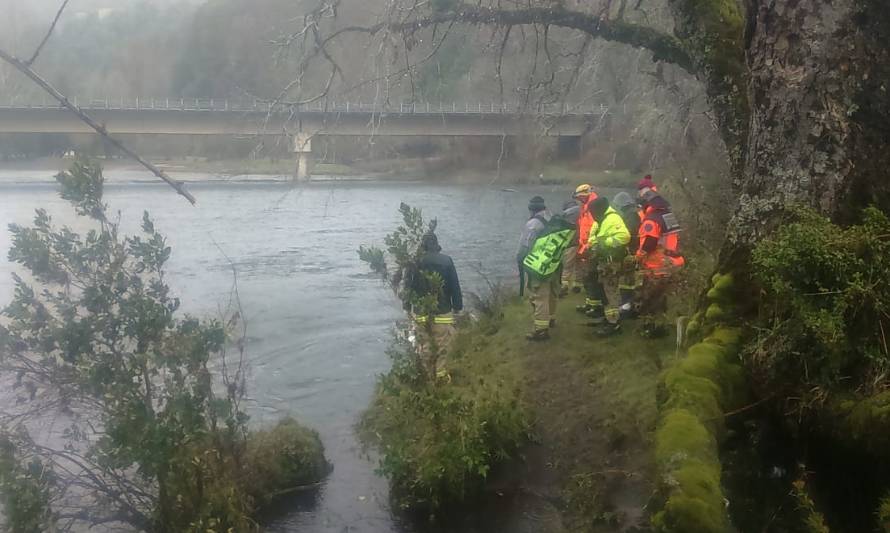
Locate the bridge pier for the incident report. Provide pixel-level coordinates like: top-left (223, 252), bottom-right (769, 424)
top-left (292, 133), bottom-right (313, 181)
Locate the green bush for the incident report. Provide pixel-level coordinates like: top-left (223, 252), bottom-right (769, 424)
top-left (879, 493), bottom-right (890, 532)
top-left (243, 417), bottom-right (329, 508)
top-left (752, 207), bottom-right (890, 394)
top-left (0, 435), bottom-right (53, 533)
top-left (0, 157), bottom-right (328, 530)
top-left (364, 342), bottom-right (528, 514)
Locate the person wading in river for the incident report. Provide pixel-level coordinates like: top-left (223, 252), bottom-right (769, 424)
top-left (405, 233), bottom-right (463, 378)
top-left (519, 197), bottom-right (575, 341)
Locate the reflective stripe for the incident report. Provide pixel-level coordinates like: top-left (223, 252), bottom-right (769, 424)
top-left (415, 313), bottom-right (455, 325)
top-left (534, 319), bottom-right (551, 328)
top-left (605, 308), bottom-right (620, 321)
top-left (585, 298), bottom-right (603, 307)
top-left (618, 283), bottom-right (636, 290)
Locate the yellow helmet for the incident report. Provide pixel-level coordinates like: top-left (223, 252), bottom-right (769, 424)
top-left (573, 184), bottom-right (592, 197)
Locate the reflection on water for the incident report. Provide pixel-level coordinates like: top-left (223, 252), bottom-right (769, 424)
top-left (0, 176), bottom-right (578, 532)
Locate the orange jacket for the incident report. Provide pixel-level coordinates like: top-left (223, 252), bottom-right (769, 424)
top-left (576, 192), bottom-right (599, 255)
top-left (637, 205), bottom-right (684, 275)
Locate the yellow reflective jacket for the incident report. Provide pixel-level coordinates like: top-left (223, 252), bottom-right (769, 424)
top-left (587, 207), bottom-right (631, 251)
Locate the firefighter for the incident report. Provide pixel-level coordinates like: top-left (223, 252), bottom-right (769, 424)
top-left (571, 184), bottom-right (605, 318)
top-left (636, 189), bottom-right (685, 337)
top-left (405, 233), bottom-right (463, 377)
top-left (559, 199), bottom-right (582, 297)
top-left (612, 191), bottom-right (642, 319)
top-left (587, 197), bottom-right (631, 336)
top-left (519, 197), bottom-right (575, 341)
top-left (637, 174), bottom-right (658, 195)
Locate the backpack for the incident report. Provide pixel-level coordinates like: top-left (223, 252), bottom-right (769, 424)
top-left (522, 215), bottom-right (576, 278)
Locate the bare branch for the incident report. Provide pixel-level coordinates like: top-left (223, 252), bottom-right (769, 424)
top-left (27, 0), bottom-right (71, 67)
top-left (0, 49), bottom-right (198, 205)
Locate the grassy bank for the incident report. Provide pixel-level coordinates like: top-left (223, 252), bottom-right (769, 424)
top-left (363, 293), bottom-right (678, 530)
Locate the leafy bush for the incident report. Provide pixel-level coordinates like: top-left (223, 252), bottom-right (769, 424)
top-left (752, 207), bottom-right (890, 395)
top-left (363, 339), bottom-right (527, 515)
top-left (0, 157), bottom-right (326, 531)
top-left (359, 202), bottom-right (447, 381)
top-left (0, 434), bottom-right (54, 533)
top-left (243, 417), bottom-right (330, 509)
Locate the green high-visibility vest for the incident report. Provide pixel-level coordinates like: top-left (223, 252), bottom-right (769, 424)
top-left (523, 228), bottom-right (575, 278)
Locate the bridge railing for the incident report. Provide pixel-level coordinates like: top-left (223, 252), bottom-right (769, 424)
top-left (0, 96), bottom-right (608, 116)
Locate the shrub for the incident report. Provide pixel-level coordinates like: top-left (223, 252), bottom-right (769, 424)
top-left (0, 157), bottom-right (326, 530)
top-left (243, 418), bottom-right (330, 509)
top-left (752, 207), bottom-right (890, 394)
top-left (364, 340), bottom-right (527, 514)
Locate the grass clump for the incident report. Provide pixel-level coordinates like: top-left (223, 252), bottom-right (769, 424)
top-left (243, 418), bottom-right (330, 509)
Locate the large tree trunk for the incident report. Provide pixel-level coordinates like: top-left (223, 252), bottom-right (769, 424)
top-left (727, 0), bottom-right (890, 253)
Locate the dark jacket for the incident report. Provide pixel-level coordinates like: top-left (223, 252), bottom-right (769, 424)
top-left (620, 206), bottom-right (641, 252)
top-left (406, 251), bottom-right (463, 315)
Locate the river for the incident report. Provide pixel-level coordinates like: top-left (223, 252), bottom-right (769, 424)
top-left (0, 173), bottom-right (578, 532)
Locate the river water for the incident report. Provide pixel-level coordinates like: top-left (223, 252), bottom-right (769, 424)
top-left (0, 173), bottom-right (578, 532)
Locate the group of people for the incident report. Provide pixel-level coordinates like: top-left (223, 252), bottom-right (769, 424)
top-left (402, 174), bottom-right (685, 378)
top-left (518, 175), bottom-right (684, 340)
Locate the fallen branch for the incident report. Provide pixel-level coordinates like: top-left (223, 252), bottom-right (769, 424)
top-left (0, 48), bottom-right (197, 205)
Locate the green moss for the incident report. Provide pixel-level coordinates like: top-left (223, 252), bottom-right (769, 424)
top-left (878, 493), bottom-right (890, 532)
top-left (653, 410), bottom-right (728, 533)
top-left (703, 327), bottom-right (741, 348)
top-left (705, 303), bottom-right (725, 322)
top-left (828, 391), bottom-right (890, 457)
top-left (242, 417), bottom-right (329, 509)
top-left (652, 325), bottom-right (747, 531)
top-left (662, 370), bottom-right (724, 435)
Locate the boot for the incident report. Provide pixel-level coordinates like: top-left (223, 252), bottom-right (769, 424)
top-left (549, 318), bottom-right (557, 328)
top-left (585, 307), bottom-right (605, 320)
top-left (526, 329), bottom-right (551, 341)
top-left (595, 323), bottom-right (622, 337)
top-left (572, 286), bottom-right (582, 294)
top-left (575, 304), bottom-right (592, 314)
top-left (641, 322), bottom-right (668, 339)
top-left (619, 306), bottom-right (639, 321)
top-left (559, 286), bottom-right (569, 298)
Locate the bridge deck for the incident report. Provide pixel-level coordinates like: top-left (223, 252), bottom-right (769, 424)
top-left (0, 98), bottom-right (607, 137)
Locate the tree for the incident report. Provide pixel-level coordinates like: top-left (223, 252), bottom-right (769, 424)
top-left (0, 158), bottom-right (327, 531)
top-left (289, 0), bottom-right (889, 252)
top-left (297, 0), bottom-right (890, 528)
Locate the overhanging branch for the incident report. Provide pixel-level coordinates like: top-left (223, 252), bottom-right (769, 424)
top-left (0, 48), bottom-right (197, 205)
top-left (304, 4), bottom-right (694, 74)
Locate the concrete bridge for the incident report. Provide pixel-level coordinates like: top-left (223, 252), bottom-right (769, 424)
top-left (0, 97), bottom-right (607, 179)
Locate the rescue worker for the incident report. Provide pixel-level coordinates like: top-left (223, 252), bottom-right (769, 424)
top-left (612, 191), bottom-right (642, 319)
top-left (587, 197), bottom-right (631, 335)
top-left (405, 232), bottom-right (463, 377)
top-left (637, 174), bottom-right (658, 195)
top-left (571, 184), bottom-right (604, 317)
top-left (559, 199), bottom-right (582, 297)
top-left (519, 196), bottom-right (574, 341)
top-left (636, 189), bottom-right (685, 337)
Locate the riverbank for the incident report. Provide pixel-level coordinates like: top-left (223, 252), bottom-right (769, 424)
top-left (363, 294), bottom-right (677, 532)
top-left (0, 156), bottom-right (635, 186)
